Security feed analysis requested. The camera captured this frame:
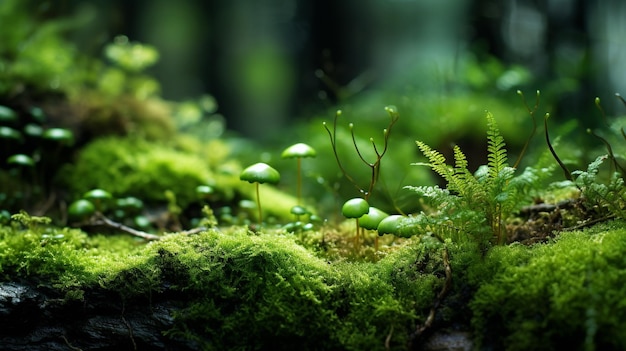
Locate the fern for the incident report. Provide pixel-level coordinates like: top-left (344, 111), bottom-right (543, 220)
top-left (572, 155), bottom-right (626, 219)
top-left (406, 112), bottom-right (547, 247)
top-left (486, 112), bottom-right (508, 179)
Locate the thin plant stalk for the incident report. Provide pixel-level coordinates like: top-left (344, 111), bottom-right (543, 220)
top-left (297, 157), bottom-right (302, 204)
top-left (255, 183), bottom-right (263, 224)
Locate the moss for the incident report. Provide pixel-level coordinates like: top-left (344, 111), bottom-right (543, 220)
top-left (149, 229), bottom-right (441, 350)
top-left (0, 217), bottom-right (445, 350)
top-left (469, 221), bottom-right (626, 351)
top-left (60, 136), bottom-right (218, 208)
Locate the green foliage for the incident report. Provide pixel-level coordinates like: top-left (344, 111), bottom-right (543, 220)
top-left (147, 230), bottom-right (442, 350)
top-left (0, 0), bottom-right (85, 95)
top-left (469, 223), bottom-right (626, 351)
top-left (572, 155), bottom-right (626, 219)
top-left (60, 137), bottom-right (219, 208)
top-left (405, 112), bottom-right (551, 246)
top-left (323, 106), bottom-right (399, 202)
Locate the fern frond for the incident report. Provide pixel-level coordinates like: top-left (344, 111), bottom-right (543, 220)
top-left (452, 145), bottom-right (483, 197)
top-left (415, 141), bottom-right (454, 181)
top-left (453, 145), bottom-right (468, 172)
top-left (486, 112), bottom-right (509, 179)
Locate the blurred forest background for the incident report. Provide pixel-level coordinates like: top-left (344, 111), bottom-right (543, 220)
top-left (44, 0), bottom-right (626, 139)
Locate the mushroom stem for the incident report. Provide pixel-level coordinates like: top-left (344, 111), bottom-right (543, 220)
top-left (255, 183), bottom-right (263, 224)
top-left (355, 219), bottom-right (360, 250)
top-left (297, 158), bottom-right (302, 204)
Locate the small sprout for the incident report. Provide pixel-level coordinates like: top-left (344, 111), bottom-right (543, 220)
top-left (83, 188), bottom-right (113, 212)
top-left (342, 197), bottom-right (369, 248)
top-left (359, 206), bottom-right (389, 251)
top-left (240, 163), bottom-right (280, 224)
top-left (282, 143), bottom-right (317, 204)
top-left (68, 199), bottom-right (96, 222)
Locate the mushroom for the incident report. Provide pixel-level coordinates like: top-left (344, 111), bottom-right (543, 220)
top-left (42, 128), bottom-right (74, 147)
top-left (341, 197), bottom-right (369, 248)
top-left (68, 199), bottom-right (96, 223)
top-left (359, 207), bottom-right (389, 251)
top-left (115, 196), bottom-right (144, 218)
top-left (290, 205), bottom-right (310, 221)
top-left (83, 188), bottom-right (113, 212)
top-left (196, 185), bottom-right (215, 202)
top-left (7, 154), bottom-right (35, 168)
top-left (239, 163), bottom-right (280, 224)
top-left (376, 215), bottom-right (406, 237)
top-left (7, 154), bottom-right (35, 201)
top-left (0, 105), bottom-right (17, 125)
top-left (41, 128), bottom-right (74, 177)
top-left (281, 143), bottom-right (316, 204)
top-left (0, 127), bottom-right (23, 163)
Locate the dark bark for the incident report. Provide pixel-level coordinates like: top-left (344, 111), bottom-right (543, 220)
top-left (0, 281), bottom-right (195, 351)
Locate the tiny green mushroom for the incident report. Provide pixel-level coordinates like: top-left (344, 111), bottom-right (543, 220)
top-left (83, 188), bottom-right (113, 212)
top-left (7, 154), bottom-right (35, 180)
top-left (115, 196), bottom-right (144, 217)
top-left (196, 185), bottom-right (215, 202)
top-left (239, 162), bottom-right (280, 224)
top-left (42, 128), bottom-right (74, 173)
top-left (290, 205), bottom-right (309, 221)
top-left (42, 128), bottom-right (74, 146)
top-left (0, 105), bottom-right (17, 125)
top-left (29, 106), bottom-right (46, 124)
top-left (0, 126), bottom-right (23, 147)
top-left (7, 154), bottom-right (35, 167)
top-left (281, 143), bottom-right (316, 204)
top-left (342, 197), bottom-right (369, 248)
top-left (359, 207), bottom-right (389, 252)
top-left (377, 215), bottom-right (406, 237)
top-left (7, 154), bottom-right (35, 200)
top-left (68, 199), bottom-right (96, 222)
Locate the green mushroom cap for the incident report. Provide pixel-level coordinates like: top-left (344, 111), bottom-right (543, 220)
top-left (377, 215), bottom-right (406, 236)
top-left (43, 128), bottom-right (74, 146)
top-left (116, 196), bottom-right (144, 214)
top-left (359, 207), bottom-right (389, 230)
top-left (341, 198), bottom-right (369, 218)
top-left (0, 126), bottom-right (22, 141)
top-left (84, 188), bottom-right (113, 201)
top-left (68, 199), bottom-right (96, 221)
top-left (281, 143), bottom-right (317, 159)
top-left (240, 163), bottom-right (280, 184)
top-left (83, 189), bottom-right (113, 211)
top-left (7, 154), bottom-right (34, 167)
top-left (290, 205), bottom-right (310, 216)
top-left (0, 105), bottom-right (17, 124)
top-left (196, 185), bottom-right (215, 196)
